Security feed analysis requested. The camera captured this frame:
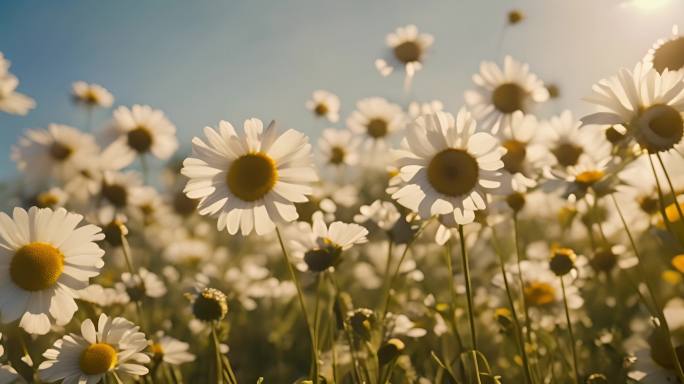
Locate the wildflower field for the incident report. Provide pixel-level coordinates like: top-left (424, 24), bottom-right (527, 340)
top-left (1, 2), bottom-right (684, 383)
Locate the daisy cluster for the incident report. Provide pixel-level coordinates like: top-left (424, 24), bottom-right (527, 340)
top-left (0, 14), bottom-right (684, 384)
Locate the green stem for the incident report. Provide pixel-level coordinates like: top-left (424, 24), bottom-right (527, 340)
top-left (647, 154), bottom-right (684, 248)
top-left (457, 225), bottom-right (482, 384)
top-left (656, 152), bottom-right (684, 234)
top-left (512, 215), bottom-right (533, 345)
top-left (560, 277), bottom-right (580, 384)
top-left (275, 227), bottom-right (318, 383)
top-left (211, 323), bottom-right (225, 384)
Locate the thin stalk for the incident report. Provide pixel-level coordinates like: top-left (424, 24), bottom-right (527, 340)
top-left (647, 154), bottom-right (684, 247)
top-left (111, 371), bottom-right (124, 384)
top-left (313, 274), bottom-right (324, 368)
top-left (443, 240), bottom-right (465, 354)
top-left (610, 194), bottom-right (684, 381)
top-left (140, 154), bottom-right (149, 184)
top-left (560, 277), bottom-right (580, 384)
top-left (210, 323), bottom-right (225, 384)
top-left (457, 225), bottom-right (482, 384)
top-left (490, 227), bottom-right (533, 384)
top-left (275, 227), bottom-right (318, 383)
top-left (656, 152), bottom-right (684, 227)
top-left (512, 215), bottom-right (532, 344)
top-left (331, 275), bottom-right (365, 384)
top-left (119, 230), bottom-right (136, 275)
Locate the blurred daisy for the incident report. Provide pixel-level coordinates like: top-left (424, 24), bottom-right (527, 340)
top-left (78, 284), bottom-right (129, 307)
top-left (163, 238), bottom-right (211, 267)
top-left (118, 268), bottom-right (167, 302)
top-left (290, 211), bottom-right (368, 272)
top-left (391, 110), bottom-right (509, 225)
top-left (408, 100), bottom-right (444, 119)
top-left (543, 150), bottom-right (616, 200)
top-left (354, 200), bottom-right (401, 231)
top-left (306, 90), bottom-right (340, 123)
top-left (0, 74), bottom-right (35, 116)
top-left (375, 25), bottom-right (434, 89)
top-left (0, 207), bottom-right (104, 335)
top-left (644, 25), bottom-right (684, 74)
top-left (386, 313), bottom-right (428, 338)
top-left (128, 186), bottom-right (174, 226)
top-left (318, 128), bottom-right (360, 168)
top-left (581, 61), bottom-right (684, 153)
top-left (541, 110), bottom-right (611, 170)
top-left (182, 119), bottom-right (317, 235)
top-left (465, 56), bottom-right (549, 133)
top-left (39, 314), bottom-right (150, 383)
top-left (105, 104), bottom-right (178, 160)
top-left (100, 171), bottom-right (144, 210)
top-left (496, 111), bottom-right (547, 190)
top-left (149, 333), bottom-right (195, 366)
top-left (31, 187), bottom-right (68, 209)
top-left (11, 124), bottom-right (99, 186)
top-left (347, 97), bottom-right (405, 153)
top-left (71, 81), bottom-right (114, 108)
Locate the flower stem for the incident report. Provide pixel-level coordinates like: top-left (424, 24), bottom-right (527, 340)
top-left (656, 152), bottom-right (684, 229)
top-left (647, 154), bottom-right (684, 248)
top-left (275, 227), bottom-right (318, 383)
top-left (457, 225), bottom-right (482, 384)
top-left (560, 277), bottom-right (580, 384)
top-left (512, 215), bottom-right (532, 345)
top-left (210, 323), bottom-right (225, 384)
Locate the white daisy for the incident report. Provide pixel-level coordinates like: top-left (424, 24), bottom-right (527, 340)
top-left (118, 268), bottom-right (167, 302)
top-left (496, 111), bottom-right (547, 191)
top-left (581, 61), bottom-right (684, 153)
top-left (71, 81), bottom-right (114, 108)
top-left (100, 171), bottom-right (144, 210)
top-left (541, 110), bottom-right (611, 170)
top-left (78, 284), bottom-right (129, 307)
top-left (0, 74), bottom-right (35, 116)
top-left (375, 25), bottom-right (434, 89)
top-left (464, 56), bottom-right (549, 133)
top-left (347, 97), bottom-right (405, 154)
top-left (408, 100), bottom-right (444, 119)
top-left (163, 237), bottom-right (211, 267)
top-left (11, 124), bottom-right (99, 187)
top-left (32, 187), bottom-right (69, 209)
top-left (306, 90), bottom-right (340, 123)
top-left (149, 333), bottom-right (195, 366)
top-left (353, 200), bottom-right (401, 231)
top-left (391, 110), bottom-right (509, 225)
top-left (0, 207), bottom-right (105, 335)
top-left (39, 314), bottom-right (150, 383)
top-left (181, 118), bottom-right (318, 236)
top-left (644, 25), bottom-right (684, 74)
top-left (317, 128), bottom-right (360, 168)
top-left (290, 211), bottom-right (368, 272)
top-left (104, 104), bottom-right (178, 160)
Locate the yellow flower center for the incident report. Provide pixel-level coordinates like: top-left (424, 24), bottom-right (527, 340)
top-left (10, 242), bottom-right (64, 291)
top-left (101, 183), bottom-right (128, 208)
top-left (549, 247), bottom-right (577, 276)
top-left (50, 142), bottom-right (73, 161)
top-left (524, 281), bottom-right (556, 306)
top-left (367, 118), bottom-right (389, 139)
top-left (427, 148), bottom-right (479, 197)
top-left (551, 142), bottom-right (583, 167)
top-left (491, 83), bottom-right (525, 114)
top-left (80, 343), bottom-right (118, 375)
top-left (314, 103), bottom-right (328, 116)
top-left (82, 90), bottom-right (100, 104)
top-left (501, 139), bottom-right (527, 173)
top-left (151, 343), bottom-right (164, 361)
top-left (226, 153), bottom-right (278, 202)
top-left (575, 170), bottom-right (604, 186)
top-left (127, 126), bottom-right (153, 153)
top-left (36, 192), bottom-right (59, 208)
top-left (507, 10), bottom-right (524, 24)
top-left (652, 36), bottom-right (684, 74)
top-left (663, 200), bottom-right (684, 223)
top-left (393, 41), bottom-right (422, 64)
top-left (329, 146), bottom-right (346, 165)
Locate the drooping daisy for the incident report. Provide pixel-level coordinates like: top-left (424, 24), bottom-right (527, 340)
top-left (11, 124), bottom-right (99, 186)
top-left (182, 119), bottom-right (318, 235)
top-left (149, 333), bottom-right (195, 366)
top-left (39, 314), bottom-right (150, 383)
top-left (375, 25), bottom-right (434, 89)
top-left (391, 110), bottom-right (509, 225)
top-left (0, 74), bottom-right (35, 116)
top-left (347, 97), bottom-right (405, 153)
top-left (317, 128), bottom-right (360, 168)
top-left (72, 81), bottom-right (114, 108)
top-left (118, 268), bottom-right (167, 302)
top-left (306, 90), bottom-right (340, 123)
top-left (581, 61), bottom-right (684, 153)
top-left (465, 56), bottom-right (549, 133)
top-left (0, 207), bottom-right (105, 335)
top-left (104, 104), bottom-right (178, 160)
top-left (644, 25), bottom-right (684, 74)
top-left (290, 211), bottom-right (368, 272)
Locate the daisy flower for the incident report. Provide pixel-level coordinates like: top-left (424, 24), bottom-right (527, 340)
top-left (306, 90), bottom-right (340, 123)
top-left (644, 25), bottom-right (684, 74)
top-left (11, 124), bottom-right (99, 186)
top-left (391, 110), bottom-right (509, 225)
top-left (347, 97), bottom-right (405, 153)
top-left (100, 171), bottom-right (144, 210)
top-left (78, 284), bottom-right (129, 307)
top-left (38, 314), bottom-right (150, 383)
top-left (71, 81), bottom-right (114, 108)
top-left (581, 61), bottom-right (684, 153)
top-left (541, 110), bottom-right (611, 170)
top-left (496, 111), bottom-right (547, 191)
top-left (31, 187), bottom-right (69, 209)
top-left (464, 56), bottom-right (549, 133)
top-left (290, 211), bottom-right (368, 272)
top-left (0, 207), bottom-right (105, 335)
top-left (104, 104), bottom-right (178, 160)
top-left (317, 128), bottom-right (360, 168)
top-left (0, 74), bottom-right (35, 116)
top-left (354, 200), bottom-right (401, 231)
top-left (149, 333), bottom-right (195, 366)
top-left (408, 100), bottom-right (444, 119)
top-left (375, 25), bottom-right (434, 89)
top-left (181, 118), bottom-right (318, 236)
top-left (118, 268), bottom-right (167, 302)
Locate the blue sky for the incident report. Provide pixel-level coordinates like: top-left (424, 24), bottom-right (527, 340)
top-left (1, 0), bottom-right (683, 178)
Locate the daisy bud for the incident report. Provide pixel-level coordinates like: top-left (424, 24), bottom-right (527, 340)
top-left (102, 219), bottom-right (127, 247)
top-left (591, 247), bottom-right (617, 273)
top-left (546, 83), bottom-right (560, 99)
top-left (494, 307), bottom-right (514, 332)
top-left (304, 242), bottom-right (342, 273)
top-left (378, 338), bottom-right (405, 366)
top-left (604, 126), bottom-right (625, 145)
top-left (349, 308), bottom-right (375, 341)
top-left (506, 192), bottom-right (526, 213)
top-left (192, 288), bottom-right (228, 322)
top-left (507, 10), bottom-right (524, 25)
top-left (549, 247), bottom-right (577, 276)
